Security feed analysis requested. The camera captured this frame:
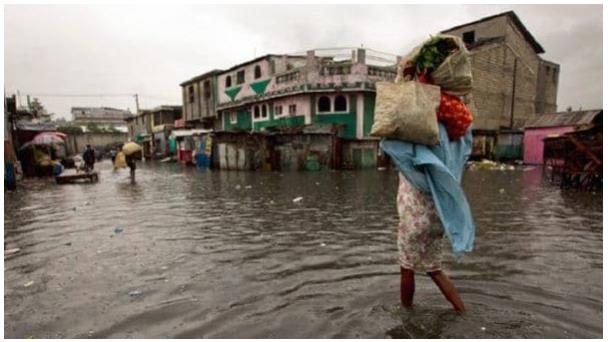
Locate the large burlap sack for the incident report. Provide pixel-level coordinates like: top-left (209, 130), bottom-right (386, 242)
top-left (370, 81), bottom-right (441, 145)
top-left (114, 151), bottom-right (126, 169)
top-left (400, 34), bottom-right (472, 96)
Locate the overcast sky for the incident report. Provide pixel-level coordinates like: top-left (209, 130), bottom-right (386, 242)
top-left (4, 4), bottom-right (603, 120)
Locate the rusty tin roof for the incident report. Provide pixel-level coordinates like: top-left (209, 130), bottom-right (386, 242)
top-left (524, 110), bottom-right (602, 128)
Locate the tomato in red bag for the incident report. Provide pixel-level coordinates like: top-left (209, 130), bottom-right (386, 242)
top-left (436, 92), bottom-right (473, 140)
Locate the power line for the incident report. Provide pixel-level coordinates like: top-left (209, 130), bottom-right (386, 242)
top-left (15, 93), bottom-right (133, 98)
top-left (14, 93), bottom-right (179, 102)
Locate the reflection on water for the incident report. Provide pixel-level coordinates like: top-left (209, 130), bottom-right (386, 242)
top-left (4, 161), bottom-right (602, 338)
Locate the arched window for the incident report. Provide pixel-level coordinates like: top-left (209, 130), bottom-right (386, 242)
top-left (261, 104), bottom-right (268, 118)
top-left (318, 96), bottom-right (331, 113)
top-left (334, 95), bottom-right (347, 112)
top-left (254, 65), bottom-right (262, 79)
top-left (225, 76), bottom-right (232, 88)
top-left (253, 105), bottom-right (260, 119)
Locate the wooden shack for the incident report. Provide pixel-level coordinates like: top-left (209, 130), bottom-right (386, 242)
top-left (542, 112), bottom-right (602, 190)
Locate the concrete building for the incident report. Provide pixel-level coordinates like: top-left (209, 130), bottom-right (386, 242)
top-left (212, 48), bottom-right (398, 168)
top-left (71, 107), bottom-right (133, 133)
top-left (441, 11), bottom-right (560, 159)
top-left (125, 105), bottom-right (182, 159)
top-left (180, 70), bottom-right (222, 130)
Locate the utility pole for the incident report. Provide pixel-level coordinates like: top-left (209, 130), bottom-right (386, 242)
top-left (133, 93), bottom-right (144, 161)
top-left (134, 94), bottom-right (140, 113)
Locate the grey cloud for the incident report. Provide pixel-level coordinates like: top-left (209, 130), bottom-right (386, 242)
top-left (4, 4), bottom-right (602, 119)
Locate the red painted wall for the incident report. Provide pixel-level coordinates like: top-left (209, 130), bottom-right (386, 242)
top-left (523, 126), bottom-right (575, 164)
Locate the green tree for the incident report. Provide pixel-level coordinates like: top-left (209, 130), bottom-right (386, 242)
top-left (107, 124), bottom-right (119, 133)
top-left (57, 126), bottom-right (83, 134)
top-left (29, 97), bottom-right (54, 122)
top-left (86, 122), bottom-right (105, 133)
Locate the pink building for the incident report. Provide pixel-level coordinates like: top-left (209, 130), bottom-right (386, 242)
top-left (523, 110), bottom-right (602, 164)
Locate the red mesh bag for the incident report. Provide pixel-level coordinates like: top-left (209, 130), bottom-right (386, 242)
top-left (436, 92), bottom-right (473, 140)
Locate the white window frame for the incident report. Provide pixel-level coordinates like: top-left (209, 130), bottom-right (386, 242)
top-left (261, 104), bottom-right (269, 119)
top-left (288, 104), bottom-right (297, 116)
top-left (275, 104), bottom-right (287, 118)
top-left (317, 95), bottom-right (332, 113)
top-left (333, 94), bottom-right (349, 113)
top-left (252, 104), bottom-right (269, 122)
top-left (254, 65), bottom-right (262, 79)
top-left (229, 111), bottom-right (237, 124)
top-left (316, 94), bottom-right (349, 114)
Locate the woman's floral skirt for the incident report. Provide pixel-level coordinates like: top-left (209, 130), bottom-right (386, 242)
top-left (396, 173), bottom-right (444, 272)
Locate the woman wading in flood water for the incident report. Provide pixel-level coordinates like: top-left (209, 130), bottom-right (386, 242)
top-left (378, 36), bottom-right (476, 312)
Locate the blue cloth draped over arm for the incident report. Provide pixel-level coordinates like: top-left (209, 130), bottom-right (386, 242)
top-left (380, 123), bottom-right (475, 256)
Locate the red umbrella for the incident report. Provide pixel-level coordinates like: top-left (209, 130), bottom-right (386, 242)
top-left (20, 132), bottom-right (66, 150)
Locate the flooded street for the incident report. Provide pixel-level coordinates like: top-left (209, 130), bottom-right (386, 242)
top-left (4, 161), bottom-right (602, 338)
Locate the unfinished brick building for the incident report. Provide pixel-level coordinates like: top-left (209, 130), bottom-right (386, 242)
top-left (442, 11), bottom-right (559, 159)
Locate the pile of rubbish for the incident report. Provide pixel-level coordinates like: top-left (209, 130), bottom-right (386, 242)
top-left (466, 159), bottom-right (516, 171)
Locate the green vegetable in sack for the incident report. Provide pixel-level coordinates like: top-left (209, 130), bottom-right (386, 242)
top-left (412, 36), bottom-right (457, 76)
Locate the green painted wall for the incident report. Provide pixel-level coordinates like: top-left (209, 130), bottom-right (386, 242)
top-left (495, 144), bottom-right (522, 160)
top-left (254, 116), bottom-right (305, 131)
top-left (353, 148), bottom-right (376, 168)
top-left (363, 93), bottom-right (375, 137)
top-left (223, 109), bottom-right (252, 130)
top-left (252, 103), bottom-right (305, 131)
top-left (250, 79), bottom-right (271, 95)
top-left (222, 93), bottom-right (365, 135)
top-left (312, 94), bottom-right (357, 139)
top-left (225, 86), bottom-right (242, 101)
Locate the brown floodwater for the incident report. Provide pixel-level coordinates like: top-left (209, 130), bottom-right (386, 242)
top-left (4, 160), bottom-right (603, 338)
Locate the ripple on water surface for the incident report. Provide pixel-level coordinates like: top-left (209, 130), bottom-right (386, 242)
top-left (4, 161), bottom-right (602, 338)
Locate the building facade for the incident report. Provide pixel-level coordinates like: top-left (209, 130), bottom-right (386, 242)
top-left (72, 107), bottom-right (133, 133)
top-left (180, 70), bottom-right (222, 130)
top-left (125, 105), bottom-right (182, 159)
top-left (441, 11), bottom-right (559, 130)
top-left (215, 49), bottom-right (396, 137)
top-left (208, 49), bottom-right (397, 168)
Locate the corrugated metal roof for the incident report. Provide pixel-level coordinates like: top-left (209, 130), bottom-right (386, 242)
top-left (15, 121), bottom-right (57, 131)
top-left (170, 129), bottom-right (212, 138)
top-left (524, 110), bottom-right (602, 128)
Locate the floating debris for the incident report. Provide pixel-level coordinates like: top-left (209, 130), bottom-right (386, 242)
top-left (23, 281), bottom-right (35, 288)
top-left (4, 248), bottom-right (21, 257)
top-left (467, 159), bottom-right (518, 171)
top-left (320, 243), bottom-right (327, 247)
top-left (499, 188), bottom-right (505, 194)
top-left (292, 197), bottom-right (303, 203)
top-left (245, 185), bottom-right (252, 189)
top-left (128, 290), bottom-right (142, 297)
top-left (235, 185), bottom-right (241, 190)
top-left (114, 226), bottom-right (124, 234)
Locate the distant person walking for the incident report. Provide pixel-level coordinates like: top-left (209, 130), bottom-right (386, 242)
top-left (82, 145), bottom-right (96, 172)
top-left (125, 154), bottom-right (136, 183)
